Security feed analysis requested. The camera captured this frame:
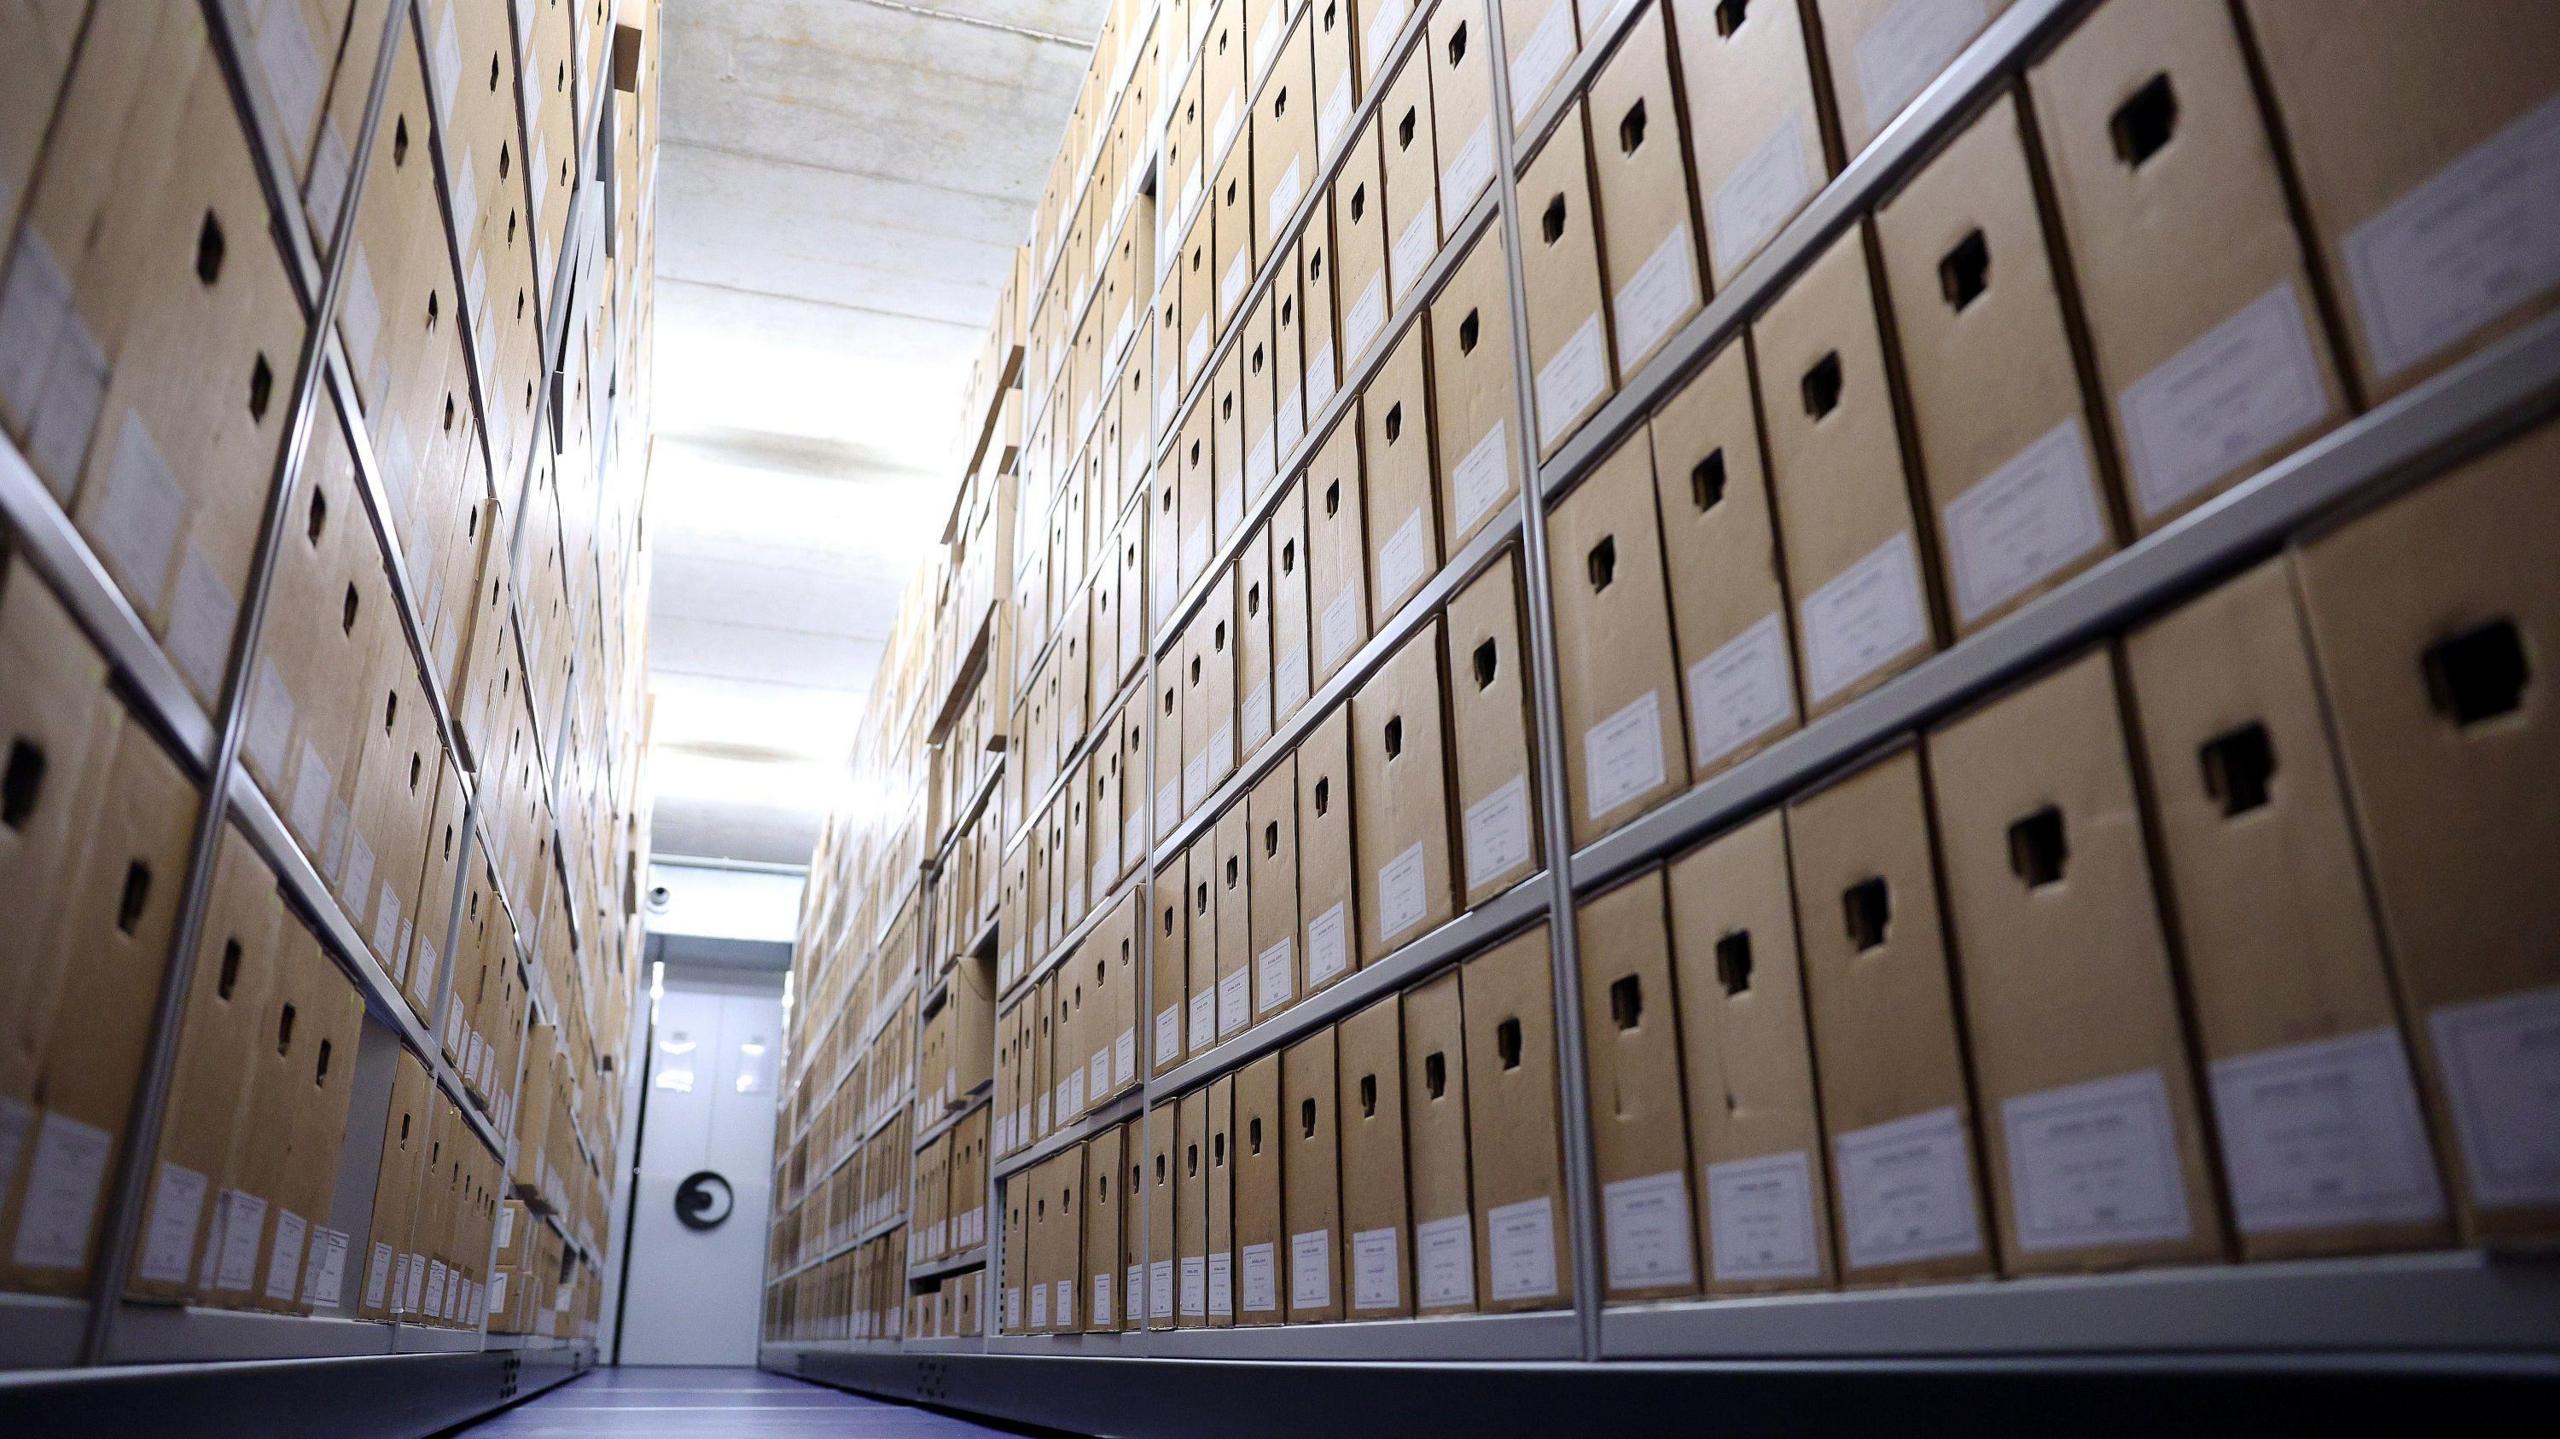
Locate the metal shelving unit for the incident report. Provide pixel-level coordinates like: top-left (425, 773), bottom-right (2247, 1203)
top-left (766, 0), bottom-right (2560, 1415)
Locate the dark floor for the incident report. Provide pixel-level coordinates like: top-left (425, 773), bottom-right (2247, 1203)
top-left (460, 1365), bottom-right (1027, 1437)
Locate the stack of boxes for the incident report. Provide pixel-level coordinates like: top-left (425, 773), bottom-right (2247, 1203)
top-left (0, 0), bottom-right (657, 1350)
top-left (763, 0), bottom-right (2555, 1358)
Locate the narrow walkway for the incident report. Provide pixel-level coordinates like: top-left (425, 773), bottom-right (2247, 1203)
top-left (461, 1365), bottom-right (1029, 1437)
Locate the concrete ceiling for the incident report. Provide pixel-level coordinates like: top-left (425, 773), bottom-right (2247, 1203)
top-left (644, 0), bottom-right (1108, 866)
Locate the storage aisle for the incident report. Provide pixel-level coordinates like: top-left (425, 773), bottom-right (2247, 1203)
top-left (458, 1368), bottom-right (1021, 1438)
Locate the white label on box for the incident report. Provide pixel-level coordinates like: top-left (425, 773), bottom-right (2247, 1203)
top-left (364, 1243), bottom-right (393, 1310)
top-left (2209, 1026), bottom-right (2445, 1234)
top-left (1117, 1026), bottom-right (1138, 1084)
top-left (1711, 111), bottom-right (1817, 277)
top-left (1510, 2), bottom-right (1575, 112)
top-left (1037, 1090), bottom-right (1052, 1131)
top-left (1486, 1195), bottom-right (1559, 1301)
top-left (1584, 688), bottom-right (1668, 821)
top-left (1344, 274), bottom-right (1388, 361)
top-left (1247, 425), bottom-right (1278, 497)
top-left (1463, 773), bottom-right (1534, 892)
top-left (1209, 1249), bottom-right (1234, 1316)
top-left (1092, 1047), bottom-right (1112, 1099)
top-left (0, 228), bottom-right (68, 436)
top-left (1185, 518), bottom-right (1213, 575)
top-left (432, 9), bottom-right (463, 120)
top-left (10, 1111), bottom-right (111, 1271)
top-left (2002, 1067), bottom-right (2194, 1253)
top-left (1256, 937), bottom-right (1294, 1013)
top-left (98, 412), bottom-right (185, 613)
top-left (1219, 968), bottom-right (1252, 1036)
top-left (1942, 419), bottom-right (2107, 626)
top-left (2119, 281), bottom-right (2330, 520)
top-left (1368, 0), bottom-right (1416, 80)
top-left (1189, 990), bottom-right (1217, 1051)
top-left (1289, 1228), bottom-right (1331, 1310)
top-left (1127, 1260), bottom-right (1146, 1322)
top-left (1612, 224), bottom-right (1699, 374)
top-left (343, 832), bottom-right (376, 924)
top-left (401, 1252), bottom-right (422, 1314)
top-left (1854, 0), bottom-right (1988, 135)
top-left (1244, 679), bottom-right (1274, 751)
top-left (1184, 751), bottom-right (1211, 807)
top-left (1377, 508), bottom-right (1428, 606)
top-left (264, 1209), bottom-right (309, 1301)
top-left (254, 2), bottom-right (326, 154)
top-left (1030, 1276), bottom-right (1049, 1327)
top-left (1687, 612), bottom-right (1795, 770)
top-left (1706, 1149), bottom-right (1824, 1282)
top-left (1537, 312), bottom-right (1611, 448)
top-left (1242, 1240), bottom-right (1278, 1311)
top-left (1414, 1212), bottom-right (1474, 1309)
top-left (1222, 245), bottom-right (1253, 315)
top-left (1093, 1270), bottom-right (1114, 1327)
top-left (305, 1226), bottom-right (348, 1307)
top-left (0, 1099), bottom-right (23, 1213)
top-left (1443, 117), bottom-right (1495, 212)
top-left (1834, 1105), bottom-right (1982, 1271)
top-left (2428, 983), bottom-right (2560, 1208)
top-left (372, 883), bottom-right (404, 967)
top-left (210, 1191), bottom-right (268, 1292)
top-left (1157, 776), bottom-right (1182, 832)
top-left (1276, 641), bottom-right (1312, 717)
top-left (1210, 719), bottom-right (1236, 777)
top-left (1377, 840), bottom-right (1430, 943)
top-left (427, 1260), bottom-right (449, 1319)
top-left (1157, 1004), bottom-right (1184, 1067)
top-left (167, 545), bottom-right (239, 701)
top-left (1450, 422), bottom-right (1515, 540)
top-left (341, 245), bottom-right (384, 383)
top-left (137, 1161), bottom-right (208, 1284)
top-left (289, 739), bottom-right (333, 848)
top-left (1180, 1254), bottom-right (1207, 1316)
top-left (487, 1270), bottom-right (509, 1318)
top-left (1306, 901), bottom-right (1351, 987)
top-left (1604, 1169), bottom-right (1696, 1291)
top-left (1351, 1226), bottom-right (1400, 1311)
top-left (1187, 318), bottom-right (1212, 378)
top-left (1215, 94), bottom-right (1243, 157)
top-left (2343, 91), bottom-right (2560, 381)
top-left (1269, 159), bottom-right (1308, 245)
top-left (1279, 384), bottom-right (1308, 453)
top-left (1318, 75), bottom-right (1354, 157)
top-left (1057, 1277), bottom-right (1075, 1327)
top-left (1319, 584), bottom-right (1364, 669)
top-left (1005, 1285), bottom-right (1021, 1330)
top-left (1800, 531), bottom-right (1930, 703)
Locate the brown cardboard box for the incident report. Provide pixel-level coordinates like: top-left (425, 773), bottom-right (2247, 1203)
top-left (1876, 95), bottom-right (2120, 636)
top-left (1668, 810), bottom-right (1837, 1294)
top-left (1164, 42), bottom-right (1210, 250)
top-left (1587, 7), bottom-right (1704, 379)
top-left (1545, 432), bottom-right (1687, 846)
top-left (1429, 0), bottom-right (1497, 221)
top-left (2027, 0), bottom-right (2347, 534)
top-left (1176, 1084), bottom-right (1210, 1326)
top-left (1117, 513), bottom-right (1151, 691)
top-left (1755, 227), bottom-right (1939, 715)
top-left (1674, 0), bottom-right (1832, 286)
top-left (2124, 559), bottom-right (2449, 1260)
top-left (1295, 704), bottom-right (1362, 995)
top-left (1146, 1099), bottom-right (1178, 1326)
top-left (1178, 389), bottom-right (1219, 595)
top-left (1272, 231), bottom-right (1313, 463)
top-left (1401, 968), bottom-right (1477, 1310)
top-left (1337, 993), bottom-right (1414, 1317)
top-left (1183, 834), bottom-right (1220, 1056)
top-left (2295, 421), bottom-right (2560, 1242)
top-left (1650, 341), bottom-right (1802, 780)
top-left (1356, 0), bottom-right (1422, 90)
top-left (1577, 871), bottom-right (1701, 1300)
top-left (1331, 116), bottom-right (1393, 365)
top-left (1267, 479), bottom-right (1315, 726)
top-left (1297, 210), bottom-right (1346, 421)
top-left (1502, 0), bottom-right (1580, 126)
top-left (2238, 0), bottom-right (2560, 402)
top-left (1080, 1126), bottom-right (1121, 1331)
top-left (1180, 193), bottom-right (1221, 403)
top-left (1206, 1075), bottom-right (1238, 1323)
top-left (1239, 528), bottom-right (1278, 756)
top-left (1461, 922), bottom-right (1570, 1310)
top-left (1153, 658), bottom-right (1187, 842)
top-left (1180, 577), bottom-right (1236, 815)
top-left (1305, 411), bottom-right (1372, 683)
top-left (1153, 852), bottom-right (1191, 1075)
top-left (1362, 321), bottom-right (1444, 624)
top-left (1814, 0), bottom-right (2016, 156)
top-left (1519, 107), bottom-right (1616, 458)
top-left (1119, 702), bottom-right (1153, 876)
top-left (1203, 0), bottom-right (1251, 167)
top-left (1258, 16), bottom-right (1322, 257)
top-left (1242, 299), bottom-right (1283, 511)
top-left (1156, 260), bottom-right (1189, 446)
top-left (1233, 1051), bottom-right (1286, 1322)
top-left (1246, 757), bottom-right (1303, 1020)
top-left (1312, 0), bottom-right (1364, 164)
top-left (1282, 1027), bottom-right (1344, 1321)
top-left (1929, 649), bottom-right (2225, 1272)
top-left (1213, 802), bottom-right (1257, 1039)
top-left (1091, 703), bottom-right (1126, 899)
top-left (1787, 748), bottom-right (1994, 1284)
top-left (1378, 47), bottom-right (1441, 312)
top-left (1214, 336), bottom-right (1251, 556)
top-left (1152, 431), bottom-right (1186, 633)
top-left (1351, 619), bottom-right (1458, 961)
top-left (0, 565), bottom-right (116, 1050)
top-left (1120, 1117), bottom-right (1148, 1331)
top-left (1101, 887), bottom-right (1144, 1098)
top-left (1443, 552), bottom-right (1541, 906)
top-left (1429, 230), bottom-right (1521, 556)
top-left (360, 1059), bottom-right (428, 1321)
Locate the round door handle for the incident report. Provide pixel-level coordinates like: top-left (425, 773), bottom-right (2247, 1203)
top-left (674, 1170), bottom-right (734, 1231)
